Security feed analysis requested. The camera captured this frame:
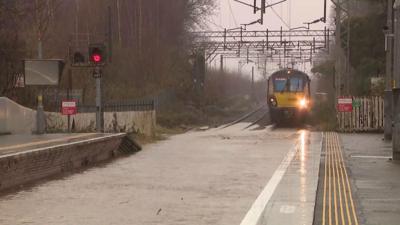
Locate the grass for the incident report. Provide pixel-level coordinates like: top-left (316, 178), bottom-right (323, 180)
top-left (309, 101), bottom-right (337, 131)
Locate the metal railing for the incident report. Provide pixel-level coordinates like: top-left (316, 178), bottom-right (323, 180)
top-left (78, 100), bottom-right (155, 113)
top-left (45, 99), bottom-right (155, 113)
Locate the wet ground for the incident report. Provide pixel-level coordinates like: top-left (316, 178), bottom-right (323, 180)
top-left (312, 132), bottom-right (400, 225)
top-left (0, 123), bottom-right (321, 225)
top-left (340, 134), bottom-right (400, 225)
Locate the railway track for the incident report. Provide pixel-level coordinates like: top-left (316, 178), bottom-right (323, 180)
top-left (221, 104), bottom-right (271, 129)
top-left (243, 109), bottom-right (271, 130)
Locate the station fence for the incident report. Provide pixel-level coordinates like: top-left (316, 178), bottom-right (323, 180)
top-left (337, 96), bottom-right (384, 132)
top-left (78, 100), bottom-right (155, 113)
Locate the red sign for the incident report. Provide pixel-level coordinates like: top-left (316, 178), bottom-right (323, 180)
top-left (337, 97), bottom-right (353, 112)
top-left (61, 100), bottom-right (77, 115)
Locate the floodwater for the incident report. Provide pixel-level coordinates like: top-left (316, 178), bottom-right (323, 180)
top-left (0, 125), bottom-right (312, 225)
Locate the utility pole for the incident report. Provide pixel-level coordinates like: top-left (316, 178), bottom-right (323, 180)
top-left (67, 69), bottom-right (72, 132)
top-left (392, 0), bottom-right (400, 159)
top-left (138, 0), bottom-right (143, 56)
top-left (345, 0), bottom-right (351, 95)
top-left (251, 66), bottom-right (255, 100)
top-left (108, 6), bottom-right (113, 63)
top-left (385, 0), bottom-right (394, 140)
top-left (116, 0), bottom-right (122, 45)
top-left (220, 54), bottom-right (224, 74)
top-left (334, 0), bottom-right (351, 97)
top-left (35, 0), bottom-right (45, 134)
top-left (334, 0), bottom-right (342, 99)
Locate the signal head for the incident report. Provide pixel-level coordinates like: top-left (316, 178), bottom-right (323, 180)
top-left (89, 44), bottom-right (106, 65)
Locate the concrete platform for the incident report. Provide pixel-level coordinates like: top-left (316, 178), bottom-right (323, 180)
top-left (340, 133), bottom-right (400, 225)
top-left (0, 133), bottom-right (107, 156)
top-left (0, 133), bottom-right (126, 192)
top-left (258, 131), bottom-right (322, 225)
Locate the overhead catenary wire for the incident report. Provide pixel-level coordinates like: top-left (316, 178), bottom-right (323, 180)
top-left (204, 0), bottom-right (326, 72)
top-left (205, 17), bottom-right (225, 30)
top-left (266, 0), bottom-right (290, 28)
top-left (227, 0), bottom-right (239, 27)
top-left (232, 0), bottom-right (288, 27)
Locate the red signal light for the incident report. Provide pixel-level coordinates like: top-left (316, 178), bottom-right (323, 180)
top-left (92, 54), bottom-right (102, 63)
top-left (89, 44), bottom-right (106, 65)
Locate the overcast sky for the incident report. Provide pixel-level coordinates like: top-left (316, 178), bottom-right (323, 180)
top-left (208, 0), bottom-right (333, 78)
top-left (211, 0), bottom-right (332, 31)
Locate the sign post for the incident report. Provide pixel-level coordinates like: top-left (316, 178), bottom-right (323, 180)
top-left (62, 100), bottom-right (77, 132)
top-left (61, 100), bottom-right (77, 115)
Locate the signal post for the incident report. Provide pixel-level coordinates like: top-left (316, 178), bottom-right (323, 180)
top-left (89, 44), bottom-right (107, 133)
top-left (93, 66), bottom-right (103, 132)
top-left (70, 41), bottom-right (107, 133)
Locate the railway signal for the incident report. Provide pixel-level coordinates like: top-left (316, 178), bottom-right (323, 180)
top-left (89, 44), bottom-right (106, 65)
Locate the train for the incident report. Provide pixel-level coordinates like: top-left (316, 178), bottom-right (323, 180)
top-left (267, 68), bottom-right (311, 124)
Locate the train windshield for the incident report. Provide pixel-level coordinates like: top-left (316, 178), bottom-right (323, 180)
top-left (273, 77), bottom-right (305, 92)
top-left (274, 78), bottom-right (287, 92)
top-left (289, 77), bottom-right (304, 92)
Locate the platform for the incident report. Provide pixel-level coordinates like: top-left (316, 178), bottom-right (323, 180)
top-left (0, 133), bottom-right (115, 157)
top-left (0, 133), bottom-right (126, 192)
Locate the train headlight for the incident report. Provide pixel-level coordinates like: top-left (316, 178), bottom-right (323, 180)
top-left (269, 97), bottom-right (277, 107)
top-left (298, 98), bottom-right (308, 109)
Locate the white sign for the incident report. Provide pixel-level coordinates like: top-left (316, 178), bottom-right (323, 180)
top-left (338, 98), bottom-right (352, 104)
top-left (24, 59), bottom-right (64, 86)
top-left (62, 101), bottom-right (77, 108)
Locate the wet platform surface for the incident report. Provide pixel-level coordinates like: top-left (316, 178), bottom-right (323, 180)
top-left (340, 133), bottom-right (400, 225)
top-left (0, 133), bottom-right (111, 157)
top-left (259, 131), bottom-right (321, 225)
top-left (0, 124), bottom-right (324, 225)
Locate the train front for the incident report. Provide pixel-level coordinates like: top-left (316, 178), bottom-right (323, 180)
top-left (267, 69), bottom-right (311, 124)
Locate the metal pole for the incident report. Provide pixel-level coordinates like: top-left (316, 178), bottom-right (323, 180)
top-left (67, 69), bottom-right (72, 132)
top-left (251, 66), bottom-right (255, 100)
top-left (36, 95), bottom-right (45, 134)
top-left (94, 66), bottom-right (103, 132)
top-left (108, 5), bottom-right (113, 63)
top-left (36, 0), bottom-right (45, 135)
top-left (393, 0), bottom-right (400, 159)
top-left (345, 0), bottom-right (351, 95)
top-left (96, 77), bottom-right (103, 132)
top-left (335, 0), bottom-right (342, 99)
top-left (38, 40), bottom-right (43, 59)
top-left (116, 0), bottom-right (122, 45)
top-left (220, 54), bottom-right (224, 74)
top-left (385, 0), bottom-right (394, 140)
top-left (393, 88), bottom-right (400, 159)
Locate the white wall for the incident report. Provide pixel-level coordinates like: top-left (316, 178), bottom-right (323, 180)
top-left (0, 97), bottom-right (37, 134)
top-left (0, 97), bottom-right (156, 136)
top-left (46, 111), bottom-right (156, 136)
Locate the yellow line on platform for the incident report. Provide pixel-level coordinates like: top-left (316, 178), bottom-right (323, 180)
top-left (0, 133), bottom-right (95, 151)
top-left (333, 132), bottom-right (346, 225)
top-left (328, 133), bottom-right (332, 225)
top-left (332, 133), bottom-right (339, 225)
top-left (322, 132), bottom-right (327, 225)
top-left (322, 132), bottom-right (359, 225)
top-left (335, 133), bottom-right (359, 225)
top-left (334, 133), bottom-right (351, 225)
